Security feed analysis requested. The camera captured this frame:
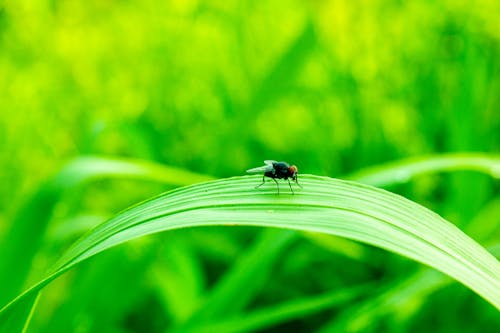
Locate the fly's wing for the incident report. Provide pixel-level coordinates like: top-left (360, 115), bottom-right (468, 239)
top-left (264, 160), bottom-right (277, 165)
top-left (246, 162), bottom-right (274, 174)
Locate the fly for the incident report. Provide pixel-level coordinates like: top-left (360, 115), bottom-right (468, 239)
top-left (247, 160), bottom-right (302, 194)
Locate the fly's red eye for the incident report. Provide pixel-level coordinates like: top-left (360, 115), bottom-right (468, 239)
top-left (289, 165), bottom-right (298, 174)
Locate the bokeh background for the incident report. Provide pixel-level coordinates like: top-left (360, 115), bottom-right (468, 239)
top-left (1, 0), bottom-right (499, 332)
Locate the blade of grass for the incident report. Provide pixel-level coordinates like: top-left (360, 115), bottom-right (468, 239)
top-left (318, 269), bottom-right (450, 333)
top-left (0, 156), bottom-right (213, 307)
top-left (317, 197), bottom-right (500, 333)
top-left (0, 156), bottom-right (213, 333)
top-left (173, 228), bottom-right (297, 331)
top-left (182, 283), bottom-right (374, 333)
top-left (2, 153), bottom-right (499, 332)
top-left (1, 174), bottom-right (499, 333)
top-left (190, 229), bottom-right (295, 320)
top-left (149, 235), bottom-right (205, 324)
top-left (347, 153), bottom-right (500, 186)
top-left (172, 163), bottom-right (500, 332)
top-left (318, 242), bottom-right (500, 333)
top-left (306, 153), bottom-right (500, 262)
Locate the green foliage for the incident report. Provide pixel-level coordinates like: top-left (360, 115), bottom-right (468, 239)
top-left (0, 0), bottom-right (499, 332)
top-left (2, 173), bottom-right (500, 332)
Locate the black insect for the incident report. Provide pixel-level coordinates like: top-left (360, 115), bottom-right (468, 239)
top-left (247, 160), bottom-right (302, 194)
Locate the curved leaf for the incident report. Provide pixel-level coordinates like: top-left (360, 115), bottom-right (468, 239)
top-left (0, 156), bottom-right (213, 307)
top-left (348, 153), bottom-right (500, 186)
top-left (1, 174), bottom-right (499, 332)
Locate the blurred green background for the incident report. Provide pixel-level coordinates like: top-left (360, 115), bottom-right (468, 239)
top-left (1, 0), bottom-right (499, 332)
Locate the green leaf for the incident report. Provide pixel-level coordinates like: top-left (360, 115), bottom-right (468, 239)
top-left (0, 155), bottom-right (213, 307)
top-left (0, 156), bottom-right (213, 333)
top-left (2, 174), bottom-right (499, 333)
top-left (183, 283), bottom-right (374, 333)
top-left (319, 241), bottom-right (500, 333)
top-left (175, 228), bottom-right (298, 331)
top-left (347, 153), bottom-right (500, 186)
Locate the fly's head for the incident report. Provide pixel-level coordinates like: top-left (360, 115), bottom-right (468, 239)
top-left (289, 165), bottom-right (298, 181)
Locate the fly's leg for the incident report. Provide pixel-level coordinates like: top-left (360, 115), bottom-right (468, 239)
top-left (273, 178), bottom-right (280, 194)
top-left (255, 175), bottom-right (266, 189)
top-left (288, 179), bottom-right (294, 195)
top-left (295, 178), bottom-right (303, 188)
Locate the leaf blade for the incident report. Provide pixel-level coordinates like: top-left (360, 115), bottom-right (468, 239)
top-left (1, 174), bottom-right (499, 332)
